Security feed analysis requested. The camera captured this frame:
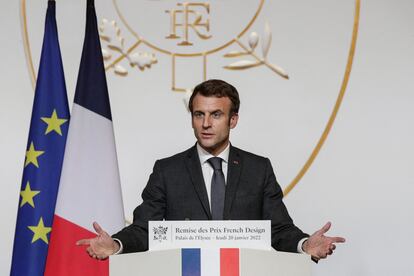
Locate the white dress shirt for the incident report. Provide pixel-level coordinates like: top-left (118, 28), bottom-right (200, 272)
top-left (196, 143), bottom-right (230, 208)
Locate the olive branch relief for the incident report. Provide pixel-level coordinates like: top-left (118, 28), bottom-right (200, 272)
top-left (223, 22), bottom-right (288, 79)
top-left (99, 18), bottom-right (157, 76)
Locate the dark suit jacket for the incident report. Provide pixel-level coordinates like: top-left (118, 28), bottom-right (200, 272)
top-left (113, 145), bottom-right (308, 253)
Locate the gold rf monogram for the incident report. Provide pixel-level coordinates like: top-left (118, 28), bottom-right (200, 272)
top-left (165, 2), bottom-right (212, 46)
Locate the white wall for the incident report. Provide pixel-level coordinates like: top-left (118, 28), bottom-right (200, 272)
top-left (1, 0), bottom-right (413, 275)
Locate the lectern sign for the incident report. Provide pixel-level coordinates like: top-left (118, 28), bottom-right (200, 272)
top-left (149, 220), bottom-right (271, 251)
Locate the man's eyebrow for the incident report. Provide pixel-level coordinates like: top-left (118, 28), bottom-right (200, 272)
top-left (193, 109), bottom-right (223, 114)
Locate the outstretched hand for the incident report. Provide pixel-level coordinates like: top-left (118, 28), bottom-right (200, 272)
top-left (302, 222), bottom-right (345, 261)
top-left (76, 222), bottom-right (120, 260)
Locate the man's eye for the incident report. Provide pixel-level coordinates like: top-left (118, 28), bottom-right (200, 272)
top-left (194, 112), bottom-right (203, 118)
top-left (212, 112), bottom-right (222, 119)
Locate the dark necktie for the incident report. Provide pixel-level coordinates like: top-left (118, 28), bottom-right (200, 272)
top-left (208, 157), bottom-right (225, 220)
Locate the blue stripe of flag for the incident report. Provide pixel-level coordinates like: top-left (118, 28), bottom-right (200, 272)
top-left (73, 0), bottom-right (112, 121)
top-left (182, 248), bottom-right (201, 276)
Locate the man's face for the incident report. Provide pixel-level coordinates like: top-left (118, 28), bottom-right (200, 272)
top-left (191, 94), bottom-right (239, 156)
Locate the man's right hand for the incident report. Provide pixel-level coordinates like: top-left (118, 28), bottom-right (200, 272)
top-left (76, 222), bottom-right (120, 260)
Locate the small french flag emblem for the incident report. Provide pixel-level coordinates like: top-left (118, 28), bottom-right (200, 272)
top-left (181, 248), bottom-right (240, 276)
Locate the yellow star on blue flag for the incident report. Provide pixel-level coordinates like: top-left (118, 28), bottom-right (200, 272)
top-left (28, 217), bottom-right (52, 244)
top-left (41, 109), bottom-right (68, 135)
top-left (20, 181), bottom-right (40, 208)
top-left (25, 142), bottom-right (45, 168)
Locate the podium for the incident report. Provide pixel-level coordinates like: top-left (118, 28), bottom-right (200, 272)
top-left (109, 248), bottom-right (311, 275)
top-left (110, 221), bottom-right (311, 275)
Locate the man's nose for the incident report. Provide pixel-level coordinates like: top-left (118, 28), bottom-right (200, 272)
top-left (202, 115), bottom-right (211, 128)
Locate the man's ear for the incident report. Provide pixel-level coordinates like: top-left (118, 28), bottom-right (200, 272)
top-left (229, 113), bottom-right (239, 129)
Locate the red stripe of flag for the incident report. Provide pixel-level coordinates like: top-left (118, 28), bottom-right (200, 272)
top-left (44, 215), bottom-right (108, 276)
top-left (220, 248), bottom-right (239, 276)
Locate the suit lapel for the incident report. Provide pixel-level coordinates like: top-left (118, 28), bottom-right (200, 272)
top-left (185, 146), bottom-right (212, 219)
top-left (224, 146), bottom-right (242, 219)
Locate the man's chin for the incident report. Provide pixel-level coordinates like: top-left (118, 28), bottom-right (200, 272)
top-left (199, 142), bottom-right (214, 151)
top-left (198, 140), bottom-right (229, 156)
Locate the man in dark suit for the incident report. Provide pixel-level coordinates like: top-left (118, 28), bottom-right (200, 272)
top-left (77, 79), bottom-right (345, 261)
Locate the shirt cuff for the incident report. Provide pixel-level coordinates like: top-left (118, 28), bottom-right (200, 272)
top-left (112, 238), bottom-right (123, 255)
top-left (297, 237), bottom-right (308, 254)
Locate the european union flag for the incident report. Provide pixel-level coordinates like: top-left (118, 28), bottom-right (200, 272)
top-left (10, 1), bottom-right (69, 275)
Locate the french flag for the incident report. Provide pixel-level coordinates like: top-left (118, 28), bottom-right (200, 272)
top-left (182, 248), bottom-right (240, 276)
top-left (44, 0), bottom-right (124, 275)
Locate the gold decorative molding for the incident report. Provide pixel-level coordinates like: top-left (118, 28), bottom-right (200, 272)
top-left (112, 0), bottom-right (265, 57)
top-left (111, 0), bottom-right (266, 91)
top-left (20, 0), bottom-right (36, 90)
top-left (283, 0), bottom-right (361, 196)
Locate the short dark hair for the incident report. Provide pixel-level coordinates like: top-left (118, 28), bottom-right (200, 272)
top-left (188, 79), bottom-right (240, 114)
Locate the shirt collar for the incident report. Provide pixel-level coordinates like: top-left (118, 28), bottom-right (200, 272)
top-left (197, 143), bottom-right (230, 165)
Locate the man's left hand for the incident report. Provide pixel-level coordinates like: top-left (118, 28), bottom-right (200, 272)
top-left (302, 222), bottom-right (345, 261)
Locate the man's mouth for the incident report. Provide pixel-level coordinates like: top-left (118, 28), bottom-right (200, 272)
top-left (201, 133), bottom-right (213, 138)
